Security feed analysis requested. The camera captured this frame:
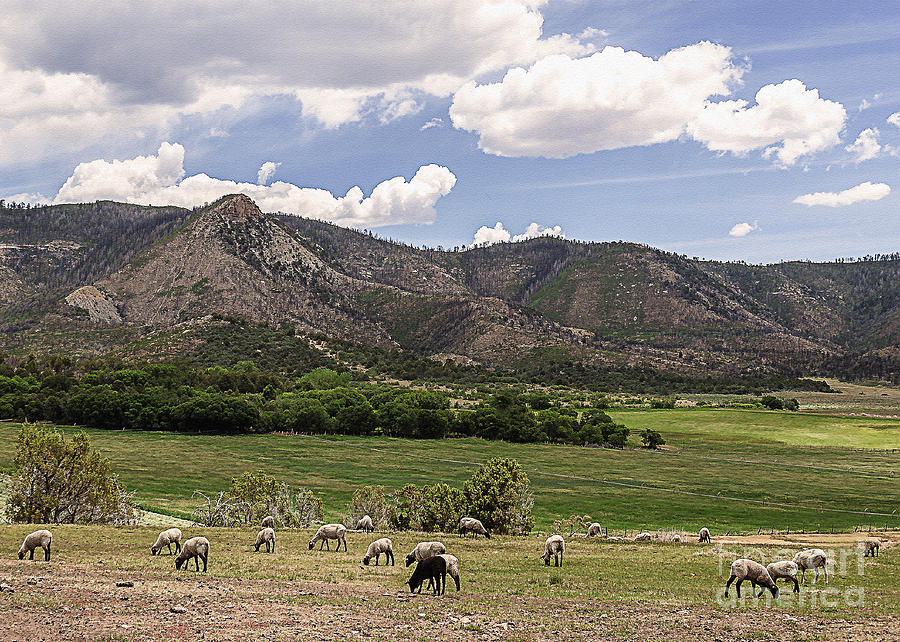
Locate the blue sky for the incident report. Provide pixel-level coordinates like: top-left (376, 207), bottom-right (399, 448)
top-left (2, 1), bottom-right (898, 263)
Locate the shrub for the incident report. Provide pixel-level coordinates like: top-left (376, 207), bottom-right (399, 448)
top-left (344, 485), bottom-right (393, 529)
top-left (640, 428), bottom-right (666, 449)
top-left (649, 397), bottom-right (676, 409)
top-left (463, 457), bottom-right (534, 535)
top-left (551, 514), bottom-right (593, 537)
top-left (784, 398), bottom-right (800, 411)
top-left (194, 473), bottom-right (323, 528)
top-left (761, 395), bottom-right (784, 410)
top-left (604, 424), bottom-right (630, 448)
top-left (7, 423), bottom-right (135, 524)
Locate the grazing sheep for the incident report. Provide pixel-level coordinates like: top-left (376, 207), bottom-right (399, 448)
top-left (543, 535), bottom-right (565, 567)
top-left (724, 559), bottom-right (778, 599)
top-left (438, 554), bottom-right (461, 591)
top-left (606, 536), bottom-right (625, 541)
top-left (18, 530), bottom-right (52, 561)
top-left (793, 548), bottom-right (828, 584)
top-left (254, 527), bottom-right (276, 553)
top-left (586, 523), bottom-right (602, 538)
top-left (408, 555), bottom-right (448, 595)
top-left (766, 561), bottom-right (800, 594)
top-left (459, 517), bottom-right (490, 539)
top-left (863, 539), bottom-right (880, 558)
top-left (671, 534), bottom-right (682, 543)
top-left (698, 527), bottom-right (711, 543)
top-left (632, 532), bottom-right (652, 542)
top-left (308, 524), bottom-right (347, 552)
top-left (405, 541), bottom-right (447, 567)
top-left (150, 528), bottom-right (182, 556)
top-left (175, 537), bottom-right (209, 572)
top-left (362, 538), bottom-right (394, 566)
top-left (261, 515), bottom-right (275, 529)
top-left (356, 515), bottom-right (375, 532)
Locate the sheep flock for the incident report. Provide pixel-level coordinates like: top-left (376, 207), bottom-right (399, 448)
top-left (12, 519), bottom-right (888, 601)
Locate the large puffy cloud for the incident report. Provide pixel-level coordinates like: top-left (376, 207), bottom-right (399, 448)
top-left (450, 44), bottom-right (846, 165)
top-left (687, 80), bottom-right (846, 166)
top-left (0, 1), bottom-right (593, 165)
top-left (450, 42), bottom-right (742, 158)
top-left (51, 143), bottom-right (456, 227)
top-left (472, 221), bottom-right (564, 246)
top-left (793, 181), bottom-right (890, 207)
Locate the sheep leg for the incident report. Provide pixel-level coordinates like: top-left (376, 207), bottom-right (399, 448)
top-left (167, 543), bottom-right (173, 555)
top-left (341, 537), bottom-right (347, 552)
top-left (725, 574), bottom-right (736, 597)
top-left (175, 541), bottom-right (182, 554)
top-left (201, 553), bottom-right (207, 572)
top-left (375, 553), bottom-right (380, 566)
top-left (29, 549), bottom-right (34, 560)
top-left (813, 568), bottom-right (818, 584)
top-left (823, 565), bottom-right (827, 584)
top-left (792, 578), bottom-right (799, 593)
top-left (453, 571), bottom-right (461, 592)
top-left (45, 544), bottom-right (51, 562)
top-left (389, 551), bottom-right (394, 566)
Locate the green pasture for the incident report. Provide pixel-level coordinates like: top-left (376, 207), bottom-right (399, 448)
top-left (1, 408), bottom-right (898, 533)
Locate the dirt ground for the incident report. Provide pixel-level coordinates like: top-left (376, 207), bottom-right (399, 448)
top-left (1, 554), bottom-right (896, 641)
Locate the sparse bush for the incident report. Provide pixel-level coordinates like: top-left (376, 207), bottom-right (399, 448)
top-left (650, 397), bottom-right (676, 409)
top-left (551, 514), bottom-right (592, 537)
top-left (761, 395), bottom-right (784, 410)
top-left (7, 423), bottom-right (135, 524)
top-left (344, 485), bottom-right (393, 529)
top-left (194, 472), bottom-right (323, 527)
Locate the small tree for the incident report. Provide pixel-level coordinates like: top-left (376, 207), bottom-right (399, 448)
top-left (7, 423), bottom-right (135, 524)
top-left (224, 471), bottom-right (323, 527)
top-left (760, 395), bottom-right (784, 410)
top-left (640, 428), bottom-right (666, 449)
top-left (463, 457), bottom-right (534, 535)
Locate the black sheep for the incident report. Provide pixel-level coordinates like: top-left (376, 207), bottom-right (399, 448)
top-left (407, 555), bottom-right (447, 596)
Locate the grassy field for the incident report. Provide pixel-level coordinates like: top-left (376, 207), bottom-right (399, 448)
top-left (0, 524), bottom-right (897, 640)
top-left (1, 408), bottom-right (898, 533)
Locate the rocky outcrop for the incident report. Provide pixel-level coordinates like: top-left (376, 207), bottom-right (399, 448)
top-left (65, 286), bottom-right (121, 324)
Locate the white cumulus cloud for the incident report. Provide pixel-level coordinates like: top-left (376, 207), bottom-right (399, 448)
top-left (450, 42), bottom-right (742, 158)
top-left (793, 181), bottom-right (891, 207)
top-left (257, 161), bottom-right (281, 186)
top-left (50, 142), bottom-right (456, 228)
top-left (450, 43), bottom-right (845, 165)
top-left (845, 128), bottom-right (881, 163)
top-left (472, 221), bottom-right (564, 246)
top-left (887, 112), bottom-right (900, 130)
top-left (728, 221), bottom-right (759, 237)
top-left (688, 79), bottom-right (846, 166)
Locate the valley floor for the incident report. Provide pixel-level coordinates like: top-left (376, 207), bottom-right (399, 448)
top-left (1, 527), bottom-right (897, 641)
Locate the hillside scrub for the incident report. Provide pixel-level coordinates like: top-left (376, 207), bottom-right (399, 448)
top-left (6, 423), bottom-right (134, 524)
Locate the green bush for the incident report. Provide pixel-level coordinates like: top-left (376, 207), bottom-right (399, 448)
top-left (226, 471), bottom-right (323, 527)
top-left (7, 423), bottom-right (134, 524)
top-left (640, 428), bottom-right (666, 449)
top-left (761, 395), bottom-right (785, 410)
top-left (463, 457), bottom-right (534, 535)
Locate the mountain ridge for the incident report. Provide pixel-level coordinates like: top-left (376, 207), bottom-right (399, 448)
top-left (0, 195), bottom-right (897, 380)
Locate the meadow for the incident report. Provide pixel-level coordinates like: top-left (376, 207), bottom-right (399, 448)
top-left (1, 408), bottom-right (897, 533)
top-left (0, 524), bottom-right (897, 640)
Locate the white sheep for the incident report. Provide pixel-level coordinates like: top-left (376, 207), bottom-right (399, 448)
top-left (698, 527), bottom-right (711, 543)
top-left (175, 536), bottom-right (209, 572)
top-left (438, 554), bottom-right (461, 591)
top-left (150, 528), bottom-right (182, 556)
top-left (632, 532), bottom-right (652, 542)
top-left (724, 559), bottom-right (778, 598)
top-left (356, 515), bottom-right (375, 532)
top-left (308, 524), bottom-right (347, 552)
top-left (793, 548), bottom-right (828, 584)
top-left (543, 535), bottom-right (565, 567)
top-left (670, 534), bottom-right (682, 543)
top-left (18, 529), bottom-right (52, 561)
top-left (362, 537), bottom-right (394, 566)
top-left (863, 539), bottom-right (879, 558)
top-left (254, 527), bottom-right (276, 553)
top-left (766, 560), bottom-right (800, 593)
top-left (459, 517), bottom-right (490, 538)
top-left (404, 541), bottom-right (447, 567)
top-left (586, 523), bottom-right (602, 538)
top-left (261, 515), bottom-right (275, 529)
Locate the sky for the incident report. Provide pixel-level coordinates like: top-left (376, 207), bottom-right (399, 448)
top-left (2, 0), bottom-right (899, 263)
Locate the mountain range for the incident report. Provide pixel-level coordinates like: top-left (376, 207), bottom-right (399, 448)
top-left (1, 195), bottom-right (897, 381)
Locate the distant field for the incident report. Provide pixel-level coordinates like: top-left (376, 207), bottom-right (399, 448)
top-left (1, 408), bottom-right (898, 533)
